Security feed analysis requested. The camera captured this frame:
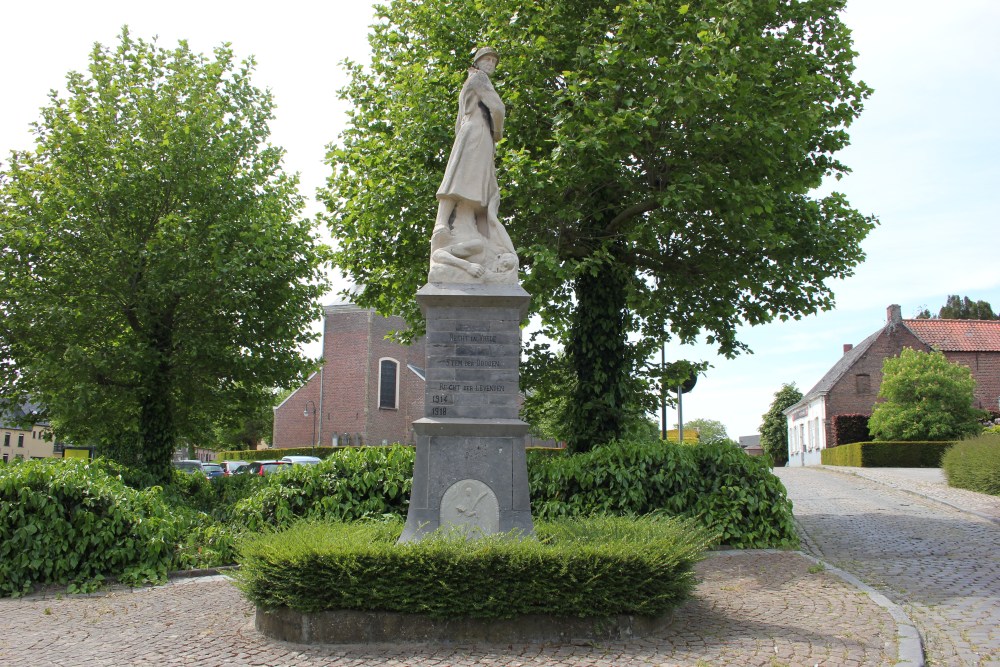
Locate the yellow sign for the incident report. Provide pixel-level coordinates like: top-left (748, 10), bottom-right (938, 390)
top-left (664, 428), bottom-right (699, 443)
top-left (62, 447), bottom-right (93, 460)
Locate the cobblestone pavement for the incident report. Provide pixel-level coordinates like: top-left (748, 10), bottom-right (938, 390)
top-left (0, 550), bottom-right (896, 667)
top-left (821, 466), bottom-right (1000, 524)
top-left (776, 467), bottom-right (1000, 667)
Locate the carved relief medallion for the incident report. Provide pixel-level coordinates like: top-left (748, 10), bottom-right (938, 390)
top-left (440, 479), bottom-right (500, 536)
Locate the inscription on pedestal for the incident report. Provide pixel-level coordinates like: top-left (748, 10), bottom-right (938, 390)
top-left (425, 327), bottom-right (521, 420)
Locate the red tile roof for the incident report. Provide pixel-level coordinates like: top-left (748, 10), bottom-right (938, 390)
top-left (903, 319), bottom-right (1000, 352)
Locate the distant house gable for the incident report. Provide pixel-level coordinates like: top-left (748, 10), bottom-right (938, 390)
top-left (784, 304), bottom-right (1000, 466)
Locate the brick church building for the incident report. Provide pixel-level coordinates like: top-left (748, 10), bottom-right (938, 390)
top-left (272, 304), bottom-right (427, 449)
top-left (784, 304), bottom-right (1000, 466)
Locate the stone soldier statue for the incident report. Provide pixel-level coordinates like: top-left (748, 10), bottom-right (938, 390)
top-left (429, 46), bottom-right (518, 284)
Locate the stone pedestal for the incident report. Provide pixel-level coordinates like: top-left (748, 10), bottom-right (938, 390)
top-left (399, 283), bottom-right (533, 542)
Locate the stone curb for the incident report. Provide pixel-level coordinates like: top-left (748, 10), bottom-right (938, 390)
top-left (819, 465), bottom-right (1000, 526)
top-left (7, 567), bottom-right (237, 602)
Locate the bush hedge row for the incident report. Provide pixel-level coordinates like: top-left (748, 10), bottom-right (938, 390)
top-left (234, 439), bottom-right (798, 549)
top-left (942, 433), bottom-right (1000, 495)
top-left (233, 445), bottom-right (414, 531)
top-left (1, 437), bottom-right (797, 596)
top-left (0, 459), bottom-right (235, 597)
top-left (821, 441), bottom-right (954, 467)
top-left (527, 439), bottom-right (797, 548)
top-left (235, 515), bottom-right (713, 619)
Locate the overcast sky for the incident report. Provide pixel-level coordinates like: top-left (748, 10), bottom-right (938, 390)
top-left (2, 1), bottom-right (998, 440)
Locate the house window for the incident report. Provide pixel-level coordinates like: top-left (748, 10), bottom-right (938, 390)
top-left (378, 358), bottom-right (399, 410)
top-left (855, 374), bottom-right (871, 394)
top-left (17, 434), bottom-right (24, 448)
top-left (3, 433), bottom-right (9, 447)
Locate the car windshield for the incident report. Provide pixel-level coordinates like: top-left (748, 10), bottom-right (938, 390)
top-left (203, 464), bottom-right (222, 472)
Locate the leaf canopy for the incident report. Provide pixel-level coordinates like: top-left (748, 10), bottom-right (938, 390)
top-left (0, 29), bottom-right (330, 478)
top-left (322, 0), bottom-right (876, 359)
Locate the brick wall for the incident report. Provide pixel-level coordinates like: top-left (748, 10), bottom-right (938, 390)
top-left (824, 325), bottom-right (929, 446)
top-left (272, 305), bottom-right (425, 449)
top-left (272, 372), bottom-right (322, 449)
top-left (940, 351), bottom-right (1000, 412)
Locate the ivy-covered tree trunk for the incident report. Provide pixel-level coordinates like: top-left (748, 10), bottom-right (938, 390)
top-left (565, 242), bottom-right (633, 453)
top-left (138, 313), bottom-right (177, 484)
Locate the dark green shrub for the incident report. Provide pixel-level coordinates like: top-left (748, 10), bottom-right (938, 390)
top-left (942, 433), bottom-right (1000, 495)
top-left (233, 445), bottom-right (414, 531)
top-left (832, 414), bottom-right (871, 446)
top-left (821, 441), bottom-right (954, 467)
top-left (528, 439), bottom-right (798, 548)
top-left (0, 459), bottom-right (236, 597)
top-left (235, 515), bottom-right (714, 619)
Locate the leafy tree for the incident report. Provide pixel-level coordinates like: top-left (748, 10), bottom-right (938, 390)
top-left (938, 295), bottom-right (996, 320)
top-left (760, 383), bottom-right (803, 466)
top-left (683, 418), bottom-right (728, 444)
top-left (322, 0), bottom-right (875, 452)
top-left (0, 30), bottom-right (330, 483)
top-left (868, 349), bottom-right (984, 441)
top-left (915, 296), bottom-right (996, 320)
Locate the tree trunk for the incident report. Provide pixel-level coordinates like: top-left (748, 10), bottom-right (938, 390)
top-left (138, 314), bottom-right (176, 485)
top-left (565, 241), bottom-right (632, 453)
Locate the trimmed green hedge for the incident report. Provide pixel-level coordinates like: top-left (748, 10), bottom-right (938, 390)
top-left (942, 433), bottom-right (1000, 495)
top-left (821, 441), bottom-right (954, 467)
top-left (235, 515), bottom-right (713, 619)
top-left (0, 459), bottom-right (235, 597)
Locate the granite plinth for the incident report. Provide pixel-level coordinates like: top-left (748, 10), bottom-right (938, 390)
top-left (399, 283), bottom-right (534, 542)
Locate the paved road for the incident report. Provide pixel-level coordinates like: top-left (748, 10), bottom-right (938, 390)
top-left (777, 467), bottom-right (1000, 667)
top-left (0, 551), bottom-right (896, 666)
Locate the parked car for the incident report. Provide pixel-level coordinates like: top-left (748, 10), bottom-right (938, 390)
top-left (172, 459), bottom-right (224, 480)
top-left (201, 463), bottom-right (224, 480)
top-left (279, 455), bottom-right (322, 465)
top-left (172, 459), bottom-right (205, 474)
top-left (218, 460), bottom-right (248, 476)
top-left (238, 460), bottom-right (291, 476)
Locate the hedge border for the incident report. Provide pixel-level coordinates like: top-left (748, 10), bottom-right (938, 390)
top-left (821, 441), bottom-right (954, 467)
top-left (235, 516), bottom-right (714, 621)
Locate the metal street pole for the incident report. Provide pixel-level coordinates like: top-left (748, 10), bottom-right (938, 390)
top-left (304, 400), bottom-right (317, 456)
top-left (677, 385), bottom-right (684, 445)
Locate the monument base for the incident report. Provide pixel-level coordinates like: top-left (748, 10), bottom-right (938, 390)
top-left (256, 605), bottom-right (673, 644)
top-left (399, 283), bottom-right (533, 542)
